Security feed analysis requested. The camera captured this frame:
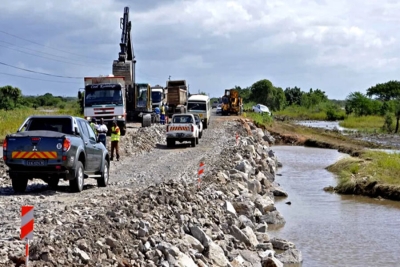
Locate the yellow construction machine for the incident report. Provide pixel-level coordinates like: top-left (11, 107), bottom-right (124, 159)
top-left (221, 89), bottom-right (243, 115)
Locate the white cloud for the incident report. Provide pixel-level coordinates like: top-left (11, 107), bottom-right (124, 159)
top-left (0, 0), bottom-right (400, 99)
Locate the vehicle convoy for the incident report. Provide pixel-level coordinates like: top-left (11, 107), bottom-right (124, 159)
top-left (187, 94), bottom-right (211, 129)
top-left (2, 115), bottom-right (110, 193)
top-left (192, 113), bottom-right (203, 138)
top-left (151, 85), bottom-right (165, 109)
top-left (166, 114), bottom-right (199, 147)
top-left (221, 89), bottom-right (243, 115)
top-left (166, 80), bottom-right (188, 117)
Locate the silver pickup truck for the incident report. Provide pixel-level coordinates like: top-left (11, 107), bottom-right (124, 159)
top-left (166, 114), bottom-right (199, 147)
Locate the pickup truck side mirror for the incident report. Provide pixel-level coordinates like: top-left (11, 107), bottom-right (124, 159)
top-left (74, 127), bottom-right (80, 136)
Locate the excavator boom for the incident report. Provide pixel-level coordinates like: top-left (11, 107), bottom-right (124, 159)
top-left (118, 7), bottom-right (133, 62)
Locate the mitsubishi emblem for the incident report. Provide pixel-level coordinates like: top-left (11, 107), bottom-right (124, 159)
top-left (32, 146), bottom-right (37, 151)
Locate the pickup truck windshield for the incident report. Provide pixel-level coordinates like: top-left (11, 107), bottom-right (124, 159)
top-left (25, 118), bottom-right (73, 134)
top-left (85, 85), bottom-right (123, 107)
top-left (173, 116), bottom-right (194, 124)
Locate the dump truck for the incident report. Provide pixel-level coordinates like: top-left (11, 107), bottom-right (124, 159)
top-left (82, 76), bottom-right (128, 135)
top-left (166, 80), bottom-right (188, 117)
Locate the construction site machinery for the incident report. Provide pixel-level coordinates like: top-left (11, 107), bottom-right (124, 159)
top-left (82, 76), bottom-right (128, 136)
top-left (151, 85), bottom-right (165, 110)
top-left (134, 82), bottom-right (153, 124)
top-left (166, 80), bottom-right (188, 117)
top-left (111, 7), bottom-right (152, 127)
top-left (221, 89), bottom-right (243, 115)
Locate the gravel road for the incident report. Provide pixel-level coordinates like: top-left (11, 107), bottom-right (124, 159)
top-left (0, 112), bottom-right (300, 266)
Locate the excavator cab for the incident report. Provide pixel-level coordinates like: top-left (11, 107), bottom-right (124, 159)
top-left (135, 83), bottom-right (152, 112)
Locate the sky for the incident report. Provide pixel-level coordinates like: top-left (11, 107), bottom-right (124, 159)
top-left (0, 0), bottom-right (400, 100)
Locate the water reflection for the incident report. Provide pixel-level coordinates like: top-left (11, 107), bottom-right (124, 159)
top-left (270, 146), bottom-right (400, 267)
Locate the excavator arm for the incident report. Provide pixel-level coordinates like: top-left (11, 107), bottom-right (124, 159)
top-left (118, 7), bottom-right (134, 62)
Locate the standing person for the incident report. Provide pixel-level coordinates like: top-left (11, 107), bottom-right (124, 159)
top-left (154, 106), bottom-right (160, 123)
top-left (165, 103), bottom-right (169, 124)
top-left (110, 121), bottom-right (120, 161)
top-left (160, 103), bottom-right (166, 125)
top-left (90, 118), bottom-right (98, 135)
top-left (97, 118), bottom-right (108, 147)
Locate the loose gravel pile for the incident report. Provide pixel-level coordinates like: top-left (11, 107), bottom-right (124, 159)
top-left (0, 117), bottom-right (302, 267)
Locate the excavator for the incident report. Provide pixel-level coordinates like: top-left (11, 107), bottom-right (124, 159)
top-left (221, 89), bottom-right (243, 115)
top-left (112, 6), bottom-right (152, 127)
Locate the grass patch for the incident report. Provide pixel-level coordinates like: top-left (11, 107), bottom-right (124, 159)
top-left (339, 115), bottom-right (386, 131)
top-left (0, 108), bottom-right (82, 142)
top-left (275, 105), bottom-right (327, 120)
top-left (243, 101), bottom-right (257, 111)
top-left (327, 150), bottom-right (400, 188)
top-left (243, 112), bottom-right (273, 126)
top-left (274, 104), bottom-right (346, 121)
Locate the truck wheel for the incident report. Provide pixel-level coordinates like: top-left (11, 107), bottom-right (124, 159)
top-left (203, 120), bottom-right (208, 129)
top-left (191, 138), bottom-right (196, 147)
top-left (199, 131), bottom-right (203, 139)
top-left (69, 161), bottom-right (84, 193)
top-left (97, 159), bottom-right (109, 187)
top-left (120, 129), bottom-right (126, 136)
top-left (10, 173), bottom-right (28, 193)
top-left (196, 137), bottom-right (199, 144)
top-left (142, 115), bottom-right (151, 127)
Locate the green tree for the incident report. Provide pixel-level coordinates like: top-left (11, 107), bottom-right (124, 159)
top-left (345, 92), bottom-right (375, 116)
top-left (300, 88), bottom-right (328, 108)
top-left (366, 81), bottom-right (400, 133)
top-left (284, 86), bottom-right (303, 106)
top-left (0, 85), bottom-right (21, 110)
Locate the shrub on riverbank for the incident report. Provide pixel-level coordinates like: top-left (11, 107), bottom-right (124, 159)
top-left (326, 150), bottom-right (400, 199)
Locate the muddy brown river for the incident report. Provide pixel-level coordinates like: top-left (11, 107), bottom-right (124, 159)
top-left (270, 146), bottom-right (400, 267)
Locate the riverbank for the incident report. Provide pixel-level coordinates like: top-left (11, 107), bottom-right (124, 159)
top-left (326, 150), bottom-right (400, 201)
top-left (251, 119), bottom-right (392, 155)
top-left (243, 114), bottom-right (400, 201)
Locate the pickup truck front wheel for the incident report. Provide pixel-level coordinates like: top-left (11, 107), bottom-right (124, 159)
top-left (10, 173), bottom-right (28, 193)
top-left (191, 138), bottom-right (196, 147)
top-left (167, 139), bottom-right (174, 148)
top-left (69, 161), bottom-right (84, 192)
top-left (97, 160), bottom-right (109, 187)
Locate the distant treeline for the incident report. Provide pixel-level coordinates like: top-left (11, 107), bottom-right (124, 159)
top-left (0, 85), bottom-right (77, 110)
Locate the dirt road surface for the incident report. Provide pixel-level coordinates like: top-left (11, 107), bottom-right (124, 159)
top-left (0, 112), bottom-right (298, 266)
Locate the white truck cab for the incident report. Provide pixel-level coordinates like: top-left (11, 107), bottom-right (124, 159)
top-left (166, 114), bottom-right (199, 147)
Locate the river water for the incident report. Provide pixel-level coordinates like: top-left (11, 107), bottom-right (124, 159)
top-left (269, 146), bottom-right (400, 267)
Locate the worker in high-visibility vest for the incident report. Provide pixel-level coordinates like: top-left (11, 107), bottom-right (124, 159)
top-left (160, 103), bottom-right (166, 125)
top-left (110, 121), bottom-right (120, 161)
top-left (90, 118), bottom-right (98, 135)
